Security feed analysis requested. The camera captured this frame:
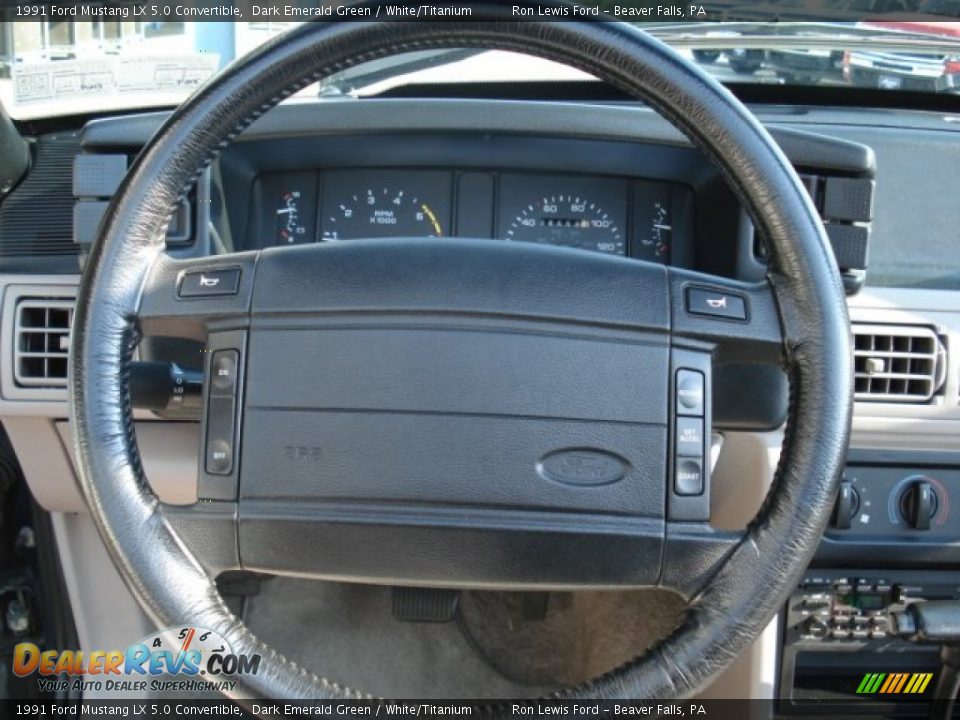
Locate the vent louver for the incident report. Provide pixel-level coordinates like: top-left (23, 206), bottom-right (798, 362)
top-left (14, 299), bottom-right (73, 388)
top-left (853, 324), bottom-right (945, 404)
top-left (0, 133), bottom-right (80, 258)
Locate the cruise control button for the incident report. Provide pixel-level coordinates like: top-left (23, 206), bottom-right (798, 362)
top-left (207, 440), bottom-right (233, 475)
top-left (179, 268), bottom-right (241, 298)
top-left (210, 350), bottom-right (238, 396)
top-left (676, 417), bottom-right (704, 456)
top-left (675, 458), bottom-right (704, 496)
top-left (687, 287), bottom-right (747, 321)
top-left (676, 369), bottom-right (704, 416)
top-left (205, 397), bottom-right (235, 475)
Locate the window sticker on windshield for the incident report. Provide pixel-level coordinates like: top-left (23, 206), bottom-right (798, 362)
top-left (12, 54), bottom-right (219, 105)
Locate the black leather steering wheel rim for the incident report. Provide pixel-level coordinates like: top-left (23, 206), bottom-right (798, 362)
top-left (69, 15), bottom-right (852, 702)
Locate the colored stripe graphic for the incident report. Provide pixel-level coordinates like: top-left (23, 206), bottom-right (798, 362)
top-left (893, 673), bottom-right (910, 693)
top-left (879, 673), bottom-right (899, 693)
top-left (857, 673), bottom-right (886, 694)
top-left (904, 674), bottom-right (919, 693)
top-left (857, 672), bottom-right (933, 694)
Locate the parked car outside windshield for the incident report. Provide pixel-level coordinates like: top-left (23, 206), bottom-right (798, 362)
top-left (1, 18), bottom-right (960, 121)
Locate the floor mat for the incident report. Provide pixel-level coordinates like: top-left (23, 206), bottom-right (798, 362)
top-left (243, 578), bottom-right (685, 698)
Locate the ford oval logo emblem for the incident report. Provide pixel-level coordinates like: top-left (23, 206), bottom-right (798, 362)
top-left (537, 449), bottom-right (629, 487)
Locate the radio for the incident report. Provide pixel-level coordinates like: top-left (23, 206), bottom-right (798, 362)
top-left (784, 573), bottom-right (953, 645)
top-left (779, 569), bottom-right (960, 714)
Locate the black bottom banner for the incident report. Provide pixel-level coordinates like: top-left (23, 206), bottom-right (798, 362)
top-left (1, 699), bottom-right (944, 719)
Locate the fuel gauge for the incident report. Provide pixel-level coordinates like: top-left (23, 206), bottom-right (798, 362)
top-left (646, 201), bottom-right (672, 261)
top-left (632, 181), bottom-right (672, 264)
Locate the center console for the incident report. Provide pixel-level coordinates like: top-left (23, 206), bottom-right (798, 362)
top-left (778, 451), bottom-right (960, 715)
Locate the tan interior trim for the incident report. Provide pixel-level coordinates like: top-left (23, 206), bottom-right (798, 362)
top-left (55, 421), bottom-right (200, 506)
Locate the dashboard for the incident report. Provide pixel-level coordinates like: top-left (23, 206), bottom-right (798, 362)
top-left (3, 94), bottom-right (960, 709)
top-left (249, 167), bottom-right (677, 263)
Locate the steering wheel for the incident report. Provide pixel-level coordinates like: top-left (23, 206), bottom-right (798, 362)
top-left (69, 14), bottom-right (852, 702)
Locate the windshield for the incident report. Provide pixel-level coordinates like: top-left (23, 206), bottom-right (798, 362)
top-left (2, 7), bottom-right (960, 119)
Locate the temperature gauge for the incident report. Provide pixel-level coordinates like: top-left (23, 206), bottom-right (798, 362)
top-left (256, 172), bottom-right (318, 247)
top-left (276, 190), bottom-right (308, 244)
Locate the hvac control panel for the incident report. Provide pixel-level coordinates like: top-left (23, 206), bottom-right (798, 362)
top-left (828, 465), bottom-right (960, 538)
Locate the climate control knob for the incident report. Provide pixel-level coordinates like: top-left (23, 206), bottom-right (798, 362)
top-left (899, 480), bottom-right (938, 531)
top-left (832, 479), bottom-right (860, 530)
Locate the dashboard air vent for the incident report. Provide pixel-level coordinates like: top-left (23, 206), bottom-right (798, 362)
top-left (0, 133), bottom-right (80, 258)
top-left (13, 299), bottom-right (73, 388)
top-left (853, 324), bottom-right (945, 404)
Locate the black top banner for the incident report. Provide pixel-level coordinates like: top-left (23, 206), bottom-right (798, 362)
top-left (1, 0), bottom-right (959, 22)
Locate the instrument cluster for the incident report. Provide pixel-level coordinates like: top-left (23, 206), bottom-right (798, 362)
top-left (249, 168), bottom-right (685, 264)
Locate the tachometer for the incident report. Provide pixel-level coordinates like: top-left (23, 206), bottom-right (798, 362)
top-left (322, 188), bottom-right (443, 240)
top-left (319, 170), bottom-right (452, 241)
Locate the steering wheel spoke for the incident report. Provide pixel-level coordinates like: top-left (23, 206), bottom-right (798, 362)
top-left (660, 524), bottom-right (745, 598)
top-left (660, 269), bottom-right (784, 524)
top-left (137, 251), bottom-right (258, 341)
top-left (669, 267), bottom-right (784, 365)
top-left (163, 501), bottom-right (241, 577)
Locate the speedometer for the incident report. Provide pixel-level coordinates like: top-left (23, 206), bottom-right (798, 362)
top-left (506, 195), bottom-right (624, 255)
top-left (498, 174), bottom-right (628, 257)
